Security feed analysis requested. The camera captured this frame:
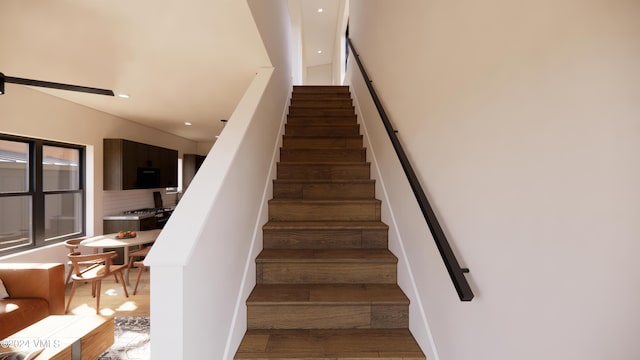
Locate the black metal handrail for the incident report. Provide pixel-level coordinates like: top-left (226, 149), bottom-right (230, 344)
top-left (347, 38), bottom-right (474, 301)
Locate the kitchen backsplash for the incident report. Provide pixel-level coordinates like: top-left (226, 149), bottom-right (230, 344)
top-left (103, 189), bottom-right (178, 215)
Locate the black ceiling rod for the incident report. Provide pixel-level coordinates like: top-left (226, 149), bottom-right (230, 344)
top-left (0, 72), bottom-right (114, 96)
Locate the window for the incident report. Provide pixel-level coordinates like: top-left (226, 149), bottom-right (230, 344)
top-left (0, 135), bottom-right (85, 255)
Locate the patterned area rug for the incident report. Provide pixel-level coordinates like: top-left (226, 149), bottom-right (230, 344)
top-left (98, 317), bottom-right (150, 360)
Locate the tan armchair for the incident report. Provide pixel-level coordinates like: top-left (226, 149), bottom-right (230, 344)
top-left (0, 263), bottom-right (65, 339)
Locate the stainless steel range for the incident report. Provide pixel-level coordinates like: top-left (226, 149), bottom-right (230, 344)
top-left (103, 191), bottom-right (174, 232)
top-left (105, 207), bottom-right (173, 221)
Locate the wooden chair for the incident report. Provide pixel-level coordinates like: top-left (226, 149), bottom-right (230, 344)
top-left (64, 237), bottom-right (119, 285)
top-left (128, 245), bottom-right (152, 295)
top-left (65, 251), bottom-right (129, 314)
top-left (64, 238), bottom-right (89, 284)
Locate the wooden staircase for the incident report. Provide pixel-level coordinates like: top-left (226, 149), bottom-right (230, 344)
top-left (235, 86), bottom-right (426, 359)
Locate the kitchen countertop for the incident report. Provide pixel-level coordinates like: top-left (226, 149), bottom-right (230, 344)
top-left (103, 213), bottom-right (158, 221)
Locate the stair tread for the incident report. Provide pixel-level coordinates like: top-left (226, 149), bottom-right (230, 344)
top-left (286, 117), bottom-right (357, 121)
top-left (290, 97), bottom-right (353, 101)
top-left (256, 249), bottom-right (397, 263)
top-left (247, 284), bottom-right (408, 305)
top-left (283, 135), bottom-right (362, 138)
top-left (280, 148), bottom-right (366, 162)
top-left (264, 220), bottom-right (388, 230)
top-left (278, 159), bottom-right (367, 164)
top-left (274, 179), bottom-right (374, 184)
top-left (289, 111), bottom-right (356, 115)
top-left (278, 161), bottom-right (366, 164)
top-left (281, 146), bottom-right (364, 150)
top-left (235, 329), bottom-right (425, 359)
top-left (277, 161), bottom-right (368, 165)
top-left (289, 105), bottom-right (353, 108)
top-left (281, 147), bottom-right (365, 151)
top-left (284, 133), bottom-right (362, 141)
top-left (269, 198), bottom-right (380, 204)
top-left (293, 85), bottom-right (350, 89)
top-left (286, 123), bottom-right (357, 126)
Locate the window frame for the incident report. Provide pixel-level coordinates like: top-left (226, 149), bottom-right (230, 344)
top-left (0, 133), bottom-right (86, 255)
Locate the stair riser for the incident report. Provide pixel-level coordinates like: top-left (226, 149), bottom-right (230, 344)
top-left (257, 263), bottom-right (397, 284)
top-left (290, 96), bottom-right (352, 103)
top-left (291, 92), bottom-right (351, 98)
top-left (277, 163), bottom-right (370, 180)
top-left (292, 86), bottom-right (350, 95)
top-left (289, 108), bottom-right (355, 117)
top-left (290, 99), bottom-right (353, 108)
top-left (282, 136), bottom-right (363, 149)
top-left (263, 229), bottom-right (388, 249)
top-left (285, 125), bottom-right (360, 137)
top-left (269, 202), bottom-right (381, 221)
top-left (247, 304), bottom-right (408, 329)
top-left (273, 181), bottom-right (375, 200)
top-left (287, 116), bottom-right (357, 124)
top-left (280, 149), bottom-right (366, 162)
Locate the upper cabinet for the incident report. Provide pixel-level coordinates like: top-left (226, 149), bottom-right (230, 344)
top-left (182, 154), bottom-right (206, 191)
top-left (104, 139), bottom-right (178, 190)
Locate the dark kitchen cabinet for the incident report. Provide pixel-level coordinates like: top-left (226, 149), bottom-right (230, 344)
top-left (182, 154), bottom-right (206, 190)
top-left (103, 217), bottom-right (157, 234)
top-left (104, 139), bottom-right (179, 190)
top-left (160, 147), bottom-right (179, 188)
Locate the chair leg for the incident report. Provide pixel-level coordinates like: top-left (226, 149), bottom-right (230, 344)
top-left (65, 266), bottom-right (73, 285)
top-left (95, 280), bottom-right (102, 314)
top-left (118, 271), bottom-right (129, 297)
top-left (65, 281), bottom-right (78, 314)
top-left (133, 265), bottom-right (144, 295)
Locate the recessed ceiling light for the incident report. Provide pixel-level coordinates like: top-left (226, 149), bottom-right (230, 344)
top-left (118, 93), bottom-right (130, 99)
top-left (184, 122), bottom-right (192, 126)
top-left (317, 8), bottom-right (324, 13)
top-left (317, 50), bottom-right (323, 54)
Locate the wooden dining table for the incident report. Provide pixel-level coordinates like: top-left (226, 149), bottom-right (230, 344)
top-left (80, 228), bottom-right (160, 283)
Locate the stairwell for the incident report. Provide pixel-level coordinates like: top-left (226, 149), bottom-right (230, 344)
top-left (234, 86), bottom-right (425, 359)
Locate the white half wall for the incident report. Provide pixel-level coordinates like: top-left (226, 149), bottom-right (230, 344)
top-left (348, 0), bottom-right (640, 359)
top-left (146, 65), bottom-right (289, 359)
top-left (145, 0), bottom-right (293, 358)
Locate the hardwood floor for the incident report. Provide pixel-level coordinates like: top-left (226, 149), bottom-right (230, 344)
top-left (64, 266), bottom-right (150, 317)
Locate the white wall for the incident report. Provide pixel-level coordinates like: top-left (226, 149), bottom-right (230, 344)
top-left (333, 0), bottom-right (349, 85)
top-left (145, 0), bottom-right (293, 358)
top-left (0, 86), bottom-right (196, 263)
top-left (287, 0), bottom-right (304, 85)
top-left (348, 1), bottom-right (640, 359)
top-left (306, 63), bottom-right (333, 84)
top-left (348, 62), bottom-right (441, 360)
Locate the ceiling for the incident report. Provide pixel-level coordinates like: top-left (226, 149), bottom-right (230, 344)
top-left (299, 0), bottom-right (342, 68)
top-left (0, 0), bottom-right (344, 143)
